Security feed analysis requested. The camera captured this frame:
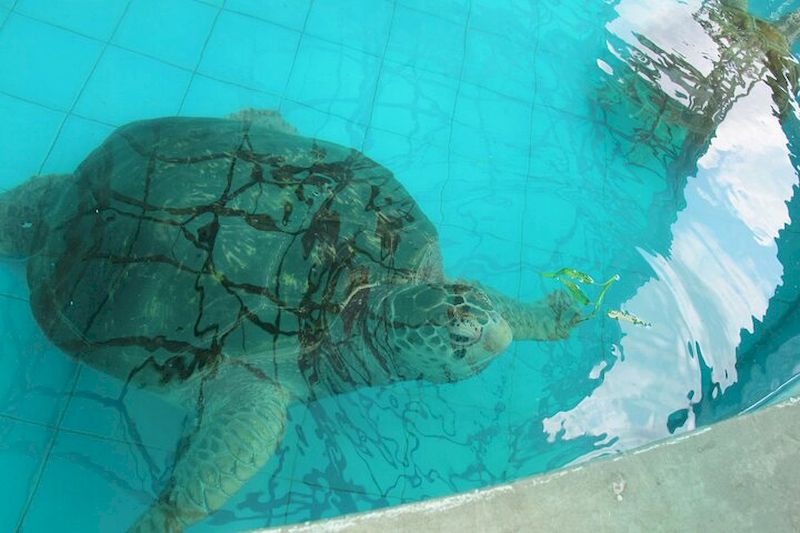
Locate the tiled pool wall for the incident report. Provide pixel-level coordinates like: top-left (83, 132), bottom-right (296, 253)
top-left (0, 1), bottom-right (627, 530)
top-left (1, 0), bottom-right (797, 531)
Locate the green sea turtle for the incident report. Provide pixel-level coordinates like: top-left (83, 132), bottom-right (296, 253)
top-left (0, 109), bottom-right (583, 531)
top-left (598, 0), bottom-right (800, 178)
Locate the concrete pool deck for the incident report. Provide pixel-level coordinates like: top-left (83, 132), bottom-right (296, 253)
top-left (266, 395), bottom-right (800, 532)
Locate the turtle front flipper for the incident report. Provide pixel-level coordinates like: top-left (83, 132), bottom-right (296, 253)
top-left (479, 285), bottom-right (583, 341)
top-left (129, 364), bottom-right (291, 533)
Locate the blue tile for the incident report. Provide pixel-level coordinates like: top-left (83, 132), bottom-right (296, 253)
top-left (469, 0), bottom-right (538, 40)
top-left (0, 95), bottom-right (65, 189)
top-left (370, 60), bottom-right (458, 148)
top-left (22, 429), bottom-right (171, 533)
top-left (75, 46), bottom-right (192, 125)
top-left (180, 74), bottom-right (281, 117)
top-left (463, 29), bottom-right (536, 102)
top-left (113, 0), bottom-right (219, 70)
top-left (285, 36), bottom-right (381, 126)
top-left (0, 268), bottom-right (79, 427)
top-left (0, 14), bottom-right (103, 110)
top-left (386, 5), bottom-right (466, 79)
top-left (15, 0), bottom-right (128, 41)
top-left (199, 10), bottom-right (300, 94)
top-left (0, 417), bottom-right (54, 533)
top-left (397, 0), bottom-right (469, 25)
top-left (40, 115), bottom-right (113, 175)
top-left (0, 1), bottom-right (10, 10)
top-left (360, 126), bottom-right (448, 209)
top-left (225, 0), bottom-right (311, 31)
top-left (305, 0), bottom-right (394, 56)
top-left (453, 82), bottom-right (533, 150)
top-left (280, 99), bottom-right (367, 148)
top-left (59, 366), bottom-right (186, 451)
top-left (0, 7), bottom-right (9, 25)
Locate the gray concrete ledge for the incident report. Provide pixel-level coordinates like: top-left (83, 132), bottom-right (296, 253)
top-left (267, 396), bottom-right (800, 533)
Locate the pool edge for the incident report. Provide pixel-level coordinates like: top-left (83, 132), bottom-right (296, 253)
top-left (262, 395), bottom-right (800, 532)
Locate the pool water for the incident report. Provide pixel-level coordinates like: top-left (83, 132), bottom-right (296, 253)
top-left (1, 0), bottom-right (799, 531)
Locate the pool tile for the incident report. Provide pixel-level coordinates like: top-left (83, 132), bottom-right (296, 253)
top-left (528, 105), bottom-right (606, 195)
top-left (0, 7), bottom-right (9, 25)
top-left (21, 429), bottom-right (171, 533)
top-left (370, 60), bottom-right (458, 148)
top-left (113, 0), bottom-right (219, 70)
top-left (280, 99), bottom-right (367, 148)
top-left (40, 115), bottom-right (114, 174)
top-left (305, 0), bottom-right (394, 57)
top-left (397, 0), bottom-right (469, 25)
top-left (386, 5), bottom-right (466, 79)
top-left (0, 95), bottom-right (65, 189)
top-left (453, 82), bottom-right (534, 150)
top-left (0, 417), bottom-right (54, 532)
top-left (180, 74), bottom-right (281, 117)
top-left (361, 126), bottom-right (450, 208)
top-left (288, 391), bottom-right (420, 498)
top-left (285, 36), bottom-right (381, 126)
top-left (0, 271), bottom-right (79, 427)
top-left (448, 123), bottom-right (530, 178)
top-left (199, 10), bottom-right (300, 94)
top-left (469, 0), bottom-right (538, 42)
top-left (59, 366), bottom-right (186, 451)
top-left (463, 29), bottom-right (537, 101)
top-left (0, 14), bottom-right (103, 110)
top-left (15, 0), bottom-right (128, 41)
top-left (75, 46), bottom-right (192, 125)
top-left (225, 0), bottom-right (311, 31)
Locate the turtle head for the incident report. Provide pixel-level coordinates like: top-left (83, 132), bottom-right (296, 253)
top-left (380, 282), bottom-right (512, 383)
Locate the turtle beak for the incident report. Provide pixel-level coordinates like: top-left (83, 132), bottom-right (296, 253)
top-left (482, 317), bottom-right (513, 355)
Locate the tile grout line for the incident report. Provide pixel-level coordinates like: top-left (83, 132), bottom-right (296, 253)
top-left (438, 0), bottom-right (472, 225)
top-left (14, 364), bottom-right (83, 531)
top-left (276, 3), bottom-right (315, 521)
top-left (277, 0), bottom-right (316, 116)
top-left (505, 1), bottom-right (543, 480)
top-left (360, 0), bottom-right (399, 153)
top-left (0, 0), bottom-right (18, 32)
top-left (16, 2), bottom-right (134, 528)
top-left (5, 2), bottom-right (580, 110)
top-left (2, 10), bottom-right (595, 132)
top-left (36, 0), bottom-right (134, 174)
top-left (176, 0), bottom-right (228, 115)
top-left (0, 410), bottom-right (174, 452)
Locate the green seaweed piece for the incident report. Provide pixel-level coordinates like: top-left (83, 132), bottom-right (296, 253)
top-left (542, 267), bottom-right (595, 284)
top-left (560, 278), bottom-right (591, 306)
top-left (543, 268), bottom-right (650, 327)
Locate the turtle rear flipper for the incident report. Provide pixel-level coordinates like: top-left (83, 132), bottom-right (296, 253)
top-left (0, 174), bottom-right (71, 258)
top-left (130, 365), bottom-right (291, 532)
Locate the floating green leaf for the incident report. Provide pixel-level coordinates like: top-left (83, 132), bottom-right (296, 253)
top-left (542, 268), bottom-right (650, 328)
top-left (560, 278), bottom-right (590, 306)
top-left (542, 267), bottom-right (595, 284)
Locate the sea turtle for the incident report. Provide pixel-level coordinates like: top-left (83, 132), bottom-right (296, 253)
top-left (0, 109), bottom-right (583, 531)
top-left (597, 0), bottom-right (800, 181)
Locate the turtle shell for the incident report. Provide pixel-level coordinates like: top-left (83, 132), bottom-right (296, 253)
top-left (27, 116), bottom-right (439, 389)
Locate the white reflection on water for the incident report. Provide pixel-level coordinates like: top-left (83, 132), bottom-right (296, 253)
top-left (543, 1), bottom-right (799, 455)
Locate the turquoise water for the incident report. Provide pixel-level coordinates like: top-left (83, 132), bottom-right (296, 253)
top-left (1, 0), bottom-right (799, 531)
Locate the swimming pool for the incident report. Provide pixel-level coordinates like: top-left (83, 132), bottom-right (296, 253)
top-left (0, 0), bottom-right (798, 531)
